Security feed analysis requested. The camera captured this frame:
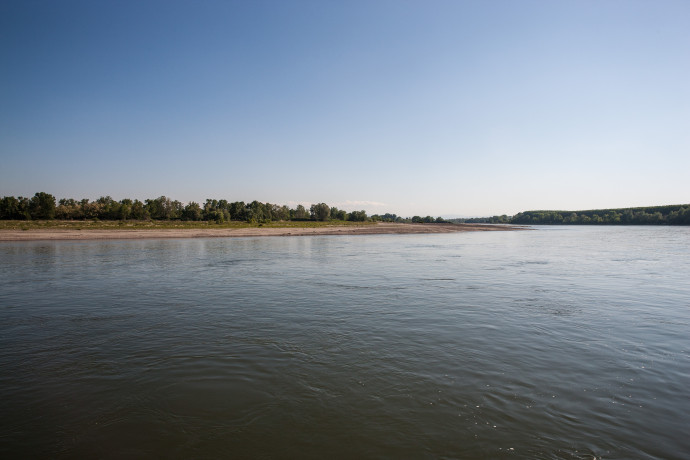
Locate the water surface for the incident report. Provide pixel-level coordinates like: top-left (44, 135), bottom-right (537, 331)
top-left (1, 226), bottom-right (688, 458)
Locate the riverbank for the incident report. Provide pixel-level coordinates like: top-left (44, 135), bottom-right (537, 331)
top-left (0, 222), bottom-right (522, 241)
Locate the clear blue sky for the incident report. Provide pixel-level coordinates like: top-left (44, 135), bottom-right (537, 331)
top-left (2, 0), bottom-right (688, 217)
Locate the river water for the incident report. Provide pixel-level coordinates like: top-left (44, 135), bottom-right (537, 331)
top-left (1, 226), bottom-right (688, 459)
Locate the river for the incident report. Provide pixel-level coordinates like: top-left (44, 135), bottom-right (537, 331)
top-left (1, 226), bottom-right (688, 458)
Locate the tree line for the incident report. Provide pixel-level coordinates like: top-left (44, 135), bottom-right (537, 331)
top-left (9, 192), bottom-right (683, 226)
top-left (452, 205), bottom-right (690, 225)
top-left (450, 215), bottom-right (511, 224)
top-left (0, 192), bottom-right (449, 224)
top-left (510, 205), bottom-right (690, 225)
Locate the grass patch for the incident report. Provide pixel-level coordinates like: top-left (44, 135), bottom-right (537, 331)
top-left (0, 220), bottom-right (378, 231)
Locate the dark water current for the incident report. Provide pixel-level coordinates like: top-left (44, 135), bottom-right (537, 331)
top-left (1, 226), bottom-right (689, 459)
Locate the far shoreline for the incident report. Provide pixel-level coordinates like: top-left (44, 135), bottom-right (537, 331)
top-left (0, 222), bottom-right (524, 242)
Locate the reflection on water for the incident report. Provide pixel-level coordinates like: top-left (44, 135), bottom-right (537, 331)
top-left (1, 226), bottom-right (689, 458)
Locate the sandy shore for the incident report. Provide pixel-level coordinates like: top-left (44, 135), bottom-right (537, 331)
top-left (0, 222), bottom-right (522, 242)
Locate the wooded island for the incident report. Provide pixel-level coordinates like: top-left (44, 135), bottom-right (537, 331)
top-left (454, 204), bottom-right (690, 225)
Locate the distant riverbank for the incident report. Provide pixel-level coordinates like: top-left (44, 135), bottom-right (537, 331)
top-left (0, 222), bottom-right (521, 241)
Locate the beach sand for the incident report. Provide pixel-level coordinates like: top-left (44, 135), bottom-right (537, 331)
top-left (0, 223), bottom-right (522, 242)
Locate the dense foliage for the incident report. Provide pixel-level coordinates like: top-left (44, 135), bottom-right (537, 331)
top-left (452, 205), bottom-right (690, 225)
top-left (511, 205), bottom-right (690, 225)
top-left (0, 192), bottom-right (447, 224)
top-left (0, 193), bottom-right (368, 223)
top-left (6, 193), bottom-right (684, 225)
top-left (450, 215), bottom-right (511, 224)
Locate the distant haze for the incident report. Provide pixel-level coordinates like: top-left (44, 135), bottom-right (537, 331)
top-left (1, 1), bottom-right (688, 216)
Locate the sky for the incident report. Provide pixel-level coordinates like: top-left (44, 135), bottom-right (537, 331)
top-left (1, 0), bottom-right (689, 217)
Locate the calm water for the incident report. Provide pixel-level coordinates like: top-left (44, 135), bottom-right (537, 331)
top-left (1, 226), bottom-right (689, 459)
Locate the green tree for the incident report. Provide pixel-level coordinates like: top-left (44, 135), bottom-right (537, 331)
top-left (29, 192), bottom-right (56, 220)
top-left (117, 199), bottom-right (133, 220)
top-left (246, 200), bottom-right (270, 223)
top-left (272, 204), bottom-right (290, 221)
top-left (96, 196), bottom-right (121, 220)
top-left (130, 200), bottom-right (148, 220)
top-left (0, 196), bottom-right (29, 219)
top-left (310, 203), bottom-right (331, 221)
top-left (330, 207), bottom-right (347, 221)
top-left (381, 213), bottom-right (398, 222)
top-left (229, 201), bottom-right (246, 221)
top-left (348, 210), bottom-right (367, 222)
top-left (292, 204), bottom-right (309, 220)
top-left (203, 199), bottom-right (229, 222)
top-left (182, 202), bottom-right (202, 221)
top-left (146, 196), bottom-right (180, 220)
top-left (55, 198), bottom-right (82, 219)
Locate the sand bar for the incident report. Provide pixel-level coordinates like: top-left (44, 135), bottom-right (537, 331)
top-left (0, 223), bottom-right (523, 242)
